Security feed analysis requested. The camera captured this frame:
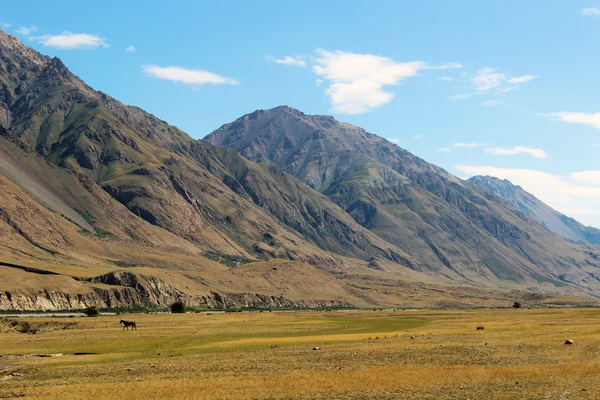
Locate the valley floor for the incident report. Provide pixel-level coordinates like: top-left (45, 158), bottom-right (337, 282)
top-left (1, 309), bottom-right (599, 399)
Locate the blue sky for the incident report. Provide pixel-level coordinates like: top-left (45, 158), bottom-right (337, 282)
top-left (2, 1), bottom-right (600, 227)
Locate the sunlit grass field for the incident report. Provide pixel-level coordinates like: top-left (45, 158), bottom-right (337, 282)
top-left (1, 308), bottom-right (600, 399)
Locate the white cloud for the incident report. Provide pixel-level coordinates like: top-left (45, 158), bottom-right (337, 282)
top-left (125, 45), bottom-right (136, 52)
top-left (500, 86), bottom-right (518, 93)
top-left (569, 171), bottom-right (600, 187)
top-left (15, 25), bottom-right (37, 35)
top-left (452, 142), bottom-right (485, 148)
top-left (142, 65), bottom-right (239, 86)
top-left (456, 165), bottom-right (600, 227)
top-left (313, 50), bottom-right (425, 114)
top-left (542, 112), bottom-right (600, 129)
top-left (424, 62), bottom-right (463, 70)
top-left (266, 55), bottom-right (306, 67)
top-left (582, 7), bottom-right (600, 16)
top-left (1, 22), bottom-right (12, 28)
top-left (32, 32), bottom-right (108, 49)
top-left (438, 76), bottom-right (454, 81)
top-left (312, 49), bottom-right (458, 114)
top-left (315, 79), bottom-right (322, 87)
top-left (439, 147), bottom-right (451, 152)
top-left (448, 93), bottom-right (473, 100)
top-left (387, 138), bottom-right (402, 144)
top-left (472, 67), bottom-right (505, 91)
top-left (507, 74), bottom-right (538, 84)
top-left (484, 146), bottom-right (547, 159)
top-left (413, 134), bottom-right (423, 140)
top-left (483, 100), bottom-right (503, 107)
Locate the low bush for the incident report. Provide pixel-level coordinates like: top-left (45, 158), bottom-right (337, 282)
top-left (83, 306), bottom-right (100, 317)
top-left (170, 301), bottom-right (185, 314)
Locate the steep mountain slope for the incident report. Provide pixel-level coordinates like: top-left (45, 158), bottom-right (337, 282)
top-left (0, 29), bottom-right (410, 268)
top-left (204, 106), bottom-right (600, 291)
top-left (469, 175), bottom-right (600, 245)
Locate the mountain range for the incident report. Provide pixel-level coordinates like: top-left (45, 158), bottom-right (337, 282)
top-left (468, 176), bottom-right (600, 245)
top-left (204, 107), bottom-right (600, 286)
top-left (1, 29), bottom-right (599, 310)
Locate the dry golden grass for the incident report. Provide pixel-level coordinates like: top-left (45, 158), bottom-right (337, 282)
top-left (1, 309), bottom-right (599, 399)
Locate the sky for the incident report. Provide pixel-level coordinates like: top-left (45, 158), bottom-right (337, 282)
top-left (2, 1), bottom-right (600, 228)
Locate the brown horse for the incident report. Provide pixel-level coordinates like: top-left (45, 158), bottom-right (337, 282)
top-left (120, 320), bottom-right (137, 330)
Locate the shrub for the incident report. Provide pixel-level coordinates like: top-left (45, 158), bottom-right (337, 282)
top-left (19, 321), bottom-right (38, 334)
top-left (83, 306), bottom-right (100, 317)
top-left (513, 301), bottom-right (522, 309)
top-left (170, 301), bottom-right (185, 314)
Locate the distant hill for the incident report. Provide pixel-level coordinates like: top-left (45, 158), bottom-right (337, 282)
top-left (469, 175), bottom-right (600, 245)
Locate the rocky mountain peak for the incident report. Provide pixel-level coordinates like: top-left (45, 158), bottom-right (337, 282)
top-left (0, 28), bottom-right (49, 67)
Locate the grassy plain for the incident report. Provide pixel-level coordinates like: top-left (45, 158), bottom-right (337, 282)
top-left (1, 309), bottom-right (600, 399)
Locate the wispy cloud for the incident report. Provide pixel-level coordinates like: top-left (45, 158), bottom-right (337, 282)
top-left (472, 67), bottom-right (505, 91)
top-left (456, 165), bottom-right (600, 227)
top-left (424, 62), bottom-right (463, 70)
top-left (542, 112), bottom-right (600, 129)
top-left (125, 45), bottom-right (136, 52)
top-left (266, 55), bottom-right (306, 67)
top-left (448, 68), bottom-right (534, 103)
top-left (439, 147), bottom-right (451, 152)
top-left (582, 7), bottom-right (600, 16)
top-left (437, 76), bottom-right (454, 81)
top-left (15, 25), bottom-right (37, 35)
top-left (1, 22), bottom-right (12, 29)
top-left (142, 65), bottom-right (239, 86)
top-left (471, 67), bottom-right (537, 93)
top-left (448, 93), bottom-right (473, 100)
top-left (484, 146), bottom-right (547, 159)
top-left (452, 142), bottom-right (485, 148)
top-left (31, 32), bottom-right (108, 49)
top-left (507, 74), bottom-right (538, 84)
top-left (387, 138), bottom-right (402, 144)
top-left (483, 100), bottom-right (503, 107)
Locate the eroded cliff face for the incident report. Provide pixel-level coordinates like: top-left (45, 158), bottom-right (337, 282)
top-left (0, 290), bottom-right (122, 311)
top-left (0, 271), bottom-right (351, 311)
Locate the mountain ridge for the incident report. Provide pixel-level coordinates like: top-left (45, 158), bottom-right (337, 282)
top-left (1, 29), bottom-right (600, 310)
top-left (204, 106), bottom-right (600, 292)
